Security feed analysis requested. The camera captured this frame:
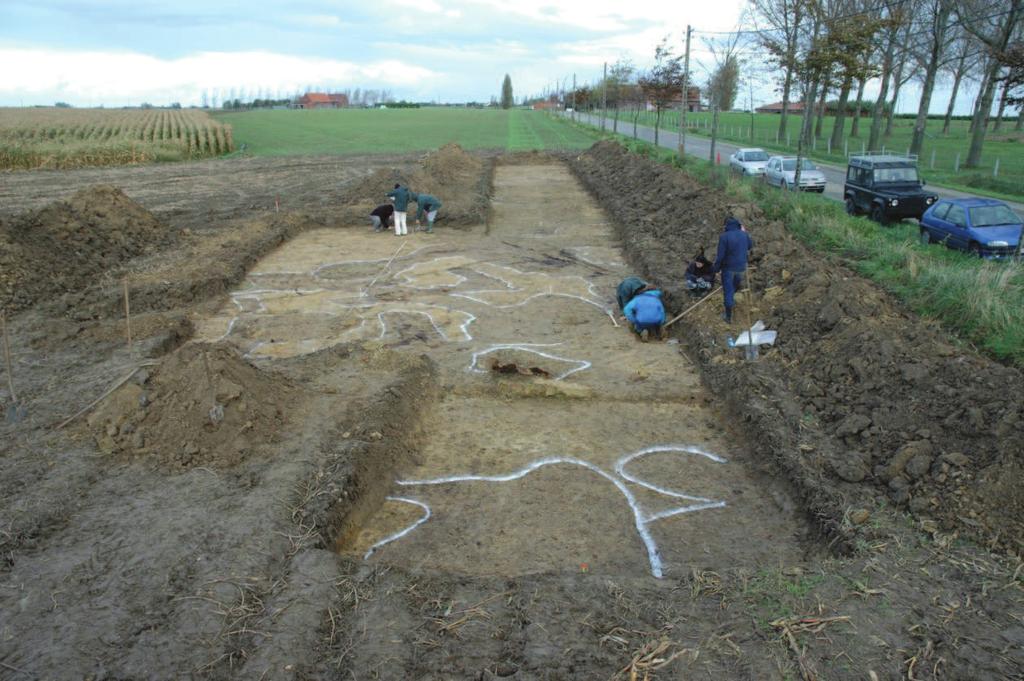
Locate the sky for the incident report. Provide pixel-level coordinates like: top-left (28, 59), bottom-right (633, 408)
top-left (0, 0), bottom-right (994, 114)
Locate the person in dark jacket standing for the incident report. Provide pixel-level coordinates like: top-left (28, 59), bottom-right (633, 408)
top-left (711, 217), bottom-right (753, 323)
top-left (369, 203), bottom-right (394, 233)
top-left (385, 183), bottom-right (411, 236)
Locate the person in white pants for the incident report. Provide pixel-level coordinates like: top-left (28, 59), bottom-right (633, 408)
top-left (386, 183), bottom-right (412, 236)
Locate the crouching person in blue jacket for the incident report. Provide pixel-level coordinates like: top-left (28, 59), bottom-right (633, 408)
top-left (623, 287), bottom-right (666, 342)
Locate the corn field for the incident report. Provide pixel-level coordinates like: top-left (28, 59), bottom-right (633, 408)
top-left (0, 108), bottom-right (235, 170)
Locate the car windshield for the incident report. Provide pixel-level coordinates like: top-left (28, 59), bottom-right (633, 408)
top-left (969, 204), bottom-right (1021, 227)
top-left (744, 151), bottom-right (769, 162)
top-left (872, 166), bottom-right (919, 183)
top-left (781, 159), bottom-right (816, 171)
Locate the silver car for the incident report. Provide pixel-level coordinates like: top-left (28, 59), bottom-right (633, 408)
top-left (764, 156), bottom-right (827, 193)
top-left (729, 148), bottom-right (770, 176)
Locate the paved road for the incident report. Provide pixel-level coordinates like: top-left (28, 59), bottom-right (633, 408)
top-left (568, 112), bottom-right (1024, 215)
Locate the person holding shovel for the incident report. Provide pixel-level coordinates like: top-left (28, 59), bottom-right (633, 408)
top-left (711, 216), bottom-right (753, 324)
top-left (414, 193), bottom-right (443, 233)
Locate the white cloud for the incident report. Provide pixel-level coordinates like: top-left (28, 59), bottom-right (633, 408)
top-left (0, 48), bottom-right (438, 106)
top-left (294, 14), bottom-right (347, 28)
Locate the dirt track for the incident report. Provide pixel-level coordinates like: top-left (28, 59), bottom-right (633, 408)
top-left (1, 149), bottom-right (1023, 679)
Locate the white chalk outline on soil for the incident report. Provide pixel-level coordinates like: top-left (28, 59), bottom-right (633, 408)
top-left (365, 445), bottom-right (727, 578)
top-left (468, 343), bottom-right (591, 381)
top-left (363, 497), bottom-right (432, 560)
top-left (449, 263), bottom-right (612, 314)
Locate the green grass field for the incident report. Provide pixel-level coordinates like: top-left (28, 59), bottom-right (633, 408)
top-left (212, 107), bottom-right (598, 155)
top-left (616, 109), bottom-right (1024, 202)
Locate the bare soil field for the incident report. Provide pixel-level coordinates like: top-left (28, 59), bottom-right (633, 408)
top-left (0, 145), bottom-right (1022, 680)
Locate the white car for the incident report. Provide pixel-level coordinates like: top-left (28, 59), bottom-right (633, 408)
top-left (728, 148), bottom-right (770, 176)
top-left (764, 156), bottom-right (827, 193)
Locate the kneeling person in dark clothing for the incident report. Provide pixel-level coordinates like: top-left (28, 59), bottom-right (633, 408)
top-left (685, 249), bottom-right (715, 296)
top-left (370, 204), bottom-right (394, 232)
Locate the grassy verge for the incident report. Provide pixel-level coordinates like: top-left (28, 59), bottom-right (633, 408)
top-left (561, 115), bottom-right (1024, 368)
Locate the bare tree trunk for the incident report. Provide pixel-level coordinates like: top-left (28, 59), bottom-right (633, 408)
top-left (613, 105), bottom-right (619, 134)
top-left (910, 3), bottom-right (951, 156)
top-left (942, 52), bottom-right (967, 135)
top-left (868, 24), bottom-right (898, 151)
top-left (778, 66), bottom-right (794, 141)
top-left (709, 105), bottom-right (720, 162)
top-left (993, 79), bottom-right (1009, 131)
top-left (814, 82), bottom-right (828, 139)
top-left (967, 56), bottom-right (1001, 166)
top-left (654, 108), bottom-right (661, 146)
top-left (968, 70), bottom-right (988, 133)
top-left (885, 55), bottom-right (906, 138)
top-left (850, 75), bottom-right (867, 138)
top-left (830, 73), bottom-right (854, 150)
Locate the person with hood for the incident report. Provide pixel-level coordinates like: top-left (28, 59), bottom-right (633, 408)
top-left (711, 216), bottom-right (753, 323)
top-left (385, 183), bottom-right (412, 236)
top-left (623, 286), bottom-right (665, 342)
top-left (684, 248), bottom-right (715, 296)
top-left (414, 193), bottom-right (443, 233)
top-left (369, 203), bottom-right (394, 233)
top-left (616, 276), bottom-right (648, 312)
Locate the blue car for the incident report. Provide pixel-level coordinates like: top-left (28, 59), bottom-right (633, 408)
top-left (919, 198), bottom-right (1022, 259)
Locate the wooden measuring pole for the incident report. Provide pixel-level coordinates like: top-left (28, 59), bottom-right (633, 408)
top-left (663, 287), bottom-right (722, 328)
top-left (2, 312), bottom-right (17, 403)
top-left (123, 277), bottom-right (133, 358)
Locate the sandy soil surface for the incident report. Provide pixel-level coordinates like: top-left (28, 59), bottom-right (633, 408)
top-left (1, 148), bottom-right (1022, 680)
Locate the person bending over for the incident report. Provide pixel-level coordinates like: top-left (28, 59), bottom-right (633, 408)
top-left (415, 193), bottom-right (443, 233)
top-left (369, 203), bottom-right (394, 233)
top-left (623, 286), bottom-right (665, 342)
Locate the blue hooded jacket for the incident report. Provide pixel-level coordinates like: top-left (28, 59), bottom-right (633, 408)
top-left (623, 289), bottom-right (665, 326)
top-left (712, 218), bottom-right (754, 273)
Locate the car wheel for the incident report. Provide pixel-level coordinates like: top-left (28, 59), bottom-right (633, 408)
top-left (845, 198), bottom-right (858, 216)
top-left (919, 228), bottom-right (933, 246)
top-left (781, 180), bottom-right (789, 191)
top-left (871, 204), bottom-right (888, 225)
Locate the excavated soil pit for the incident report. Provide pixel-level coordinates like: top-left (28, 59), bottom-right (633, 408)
top-left (194, 162), bottom-right (816, 579)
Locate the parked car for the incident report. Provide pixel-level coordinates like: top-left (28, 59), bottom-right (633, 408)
top-left (729, 148), bottom-right (770, 176)
top-left (844, 154), bottom-right (938, 223)
top-left (763, 156), bottom-right (827, 192)
top-left (919, 198), bottom-right (1022, 259)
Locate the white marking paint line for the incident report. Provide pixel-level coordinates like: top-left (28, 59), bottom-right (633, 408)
top-left (363, 497), bottom-right (432, 560)
top-left (369, 445), bottom-right (727, 578)
top-left (468, 344), bottom-right (591, 381)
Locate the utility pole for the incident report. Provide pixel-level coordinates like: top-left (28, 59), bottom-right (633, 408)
top-left (679, 24), bottom-right (692, 159)
top-left (601, 62), bottom-right (608, 131)
top-left (572, 73), bottom-right (576, 122)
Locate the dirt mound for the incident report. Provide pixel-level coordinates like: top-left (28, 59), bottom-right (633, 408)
top-left (572, 140), bottom-right (1024, 553)
top-left (87, 343), bottom-right (298, 468)
top-left (340, 144), bottom-right (490, 227)
top-left (0, 185), bottom-right (176, 313)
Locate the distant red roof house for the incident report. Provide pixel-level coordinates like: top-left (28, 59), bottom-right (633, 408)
top-left (531, 100), bottom-right (560, 110)
top-left (645, 87), bottom-right (703, 112)
top-left (755, 101), bottom-right (805, 114)
top-left (297, 93), bottom-right (349, 109)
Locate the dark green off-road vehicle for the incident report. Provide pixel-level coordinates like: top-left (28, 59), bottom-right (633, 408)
top-left (844, 154), bottom-right (939, 224)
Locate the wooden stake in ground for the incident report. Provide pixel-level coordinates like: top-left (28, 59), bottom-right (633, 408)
top-left (123, 277), bottom-right (133, 359)
top-left (663, 286), bottom-right (722, 329)
top-left (363, 242), bottom-right (407, 294)
top-left (2, 312), bottom-right (17, 404)
top-left (742, 268), bottom-right (755, 348)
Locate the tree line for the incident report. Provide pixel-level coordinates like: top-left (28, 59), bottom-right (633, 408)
top-left (544, 0), bottom-right (1022, 170)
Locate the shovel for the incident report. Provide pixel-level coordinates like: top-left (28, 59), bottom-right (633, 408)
top-left (2, 312), bottom-right (26, 423)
